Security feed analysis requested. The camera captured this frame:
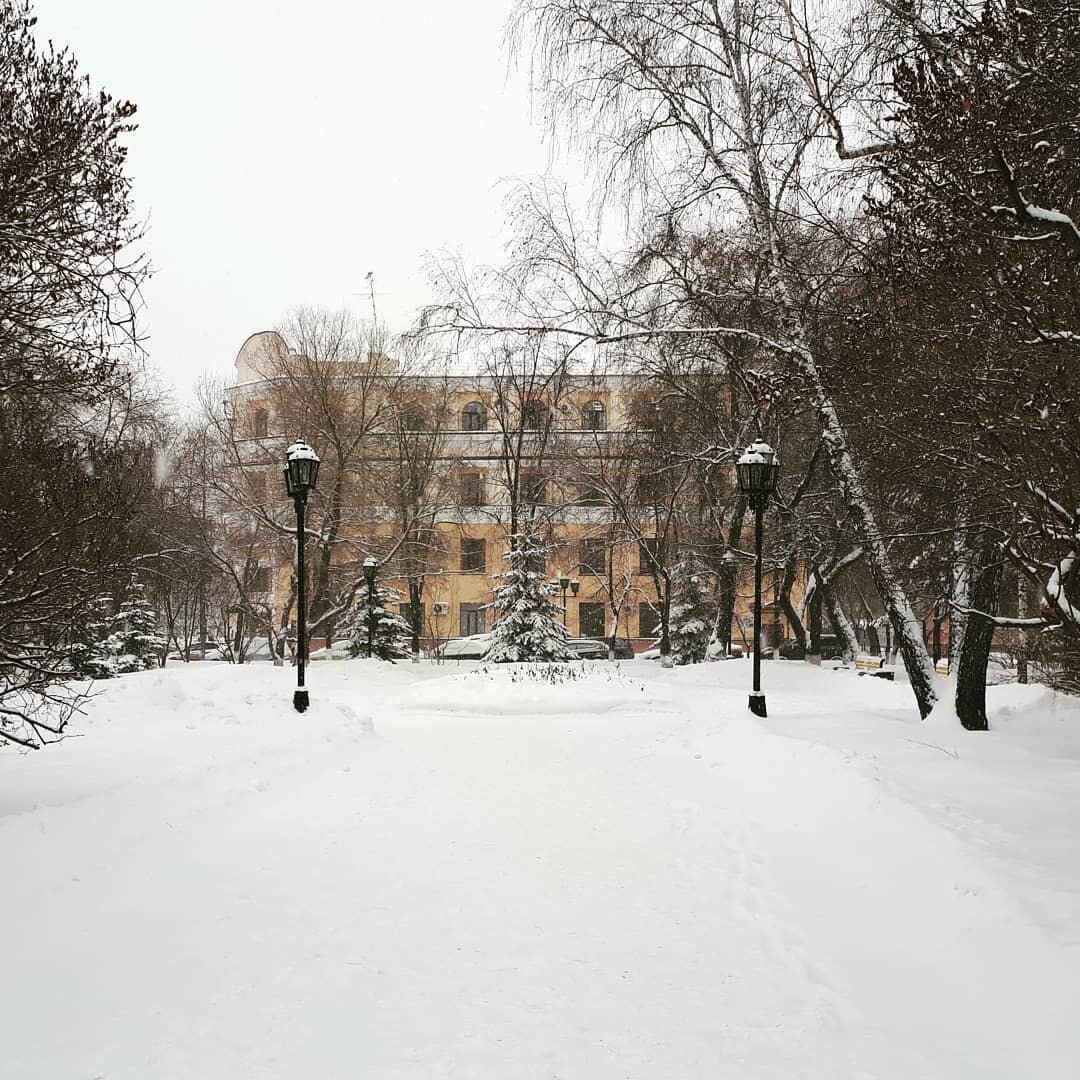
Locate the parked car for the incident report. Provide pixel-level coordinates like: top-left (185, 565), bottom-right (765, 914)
top-left (437, 634), bottom-right (492, 660)
top-left (778, 634), bottom-right (842, 661)
top-left (606, 637), bottom-right (636, 660)
top-left (166, 640), bottom-right (227, 661)
top-left (566, 637), bottom-right (608, 659)
top-left (706, 639), bottom-right (744, 659)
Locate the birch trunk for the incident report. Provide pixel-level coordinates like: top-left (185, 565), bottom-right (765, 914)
top-left (821, 582), bottom-right (860, 662)
top-left (794, 344), bottom-right (938, 716)
top-left (949, 525), bottom-right (974, 672)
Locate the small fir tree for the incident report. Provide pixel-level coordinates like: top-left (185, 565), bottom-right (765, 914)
top-left (668, 561), bottom-right (713, 666)
top-left (68, 595), bottom-right (118, 679)
top-left (105, 581), bottom-right (166, 673)
top-left (486, 532), bottom-right (575, 663)
top-left (343, 585), bottom-right (412, 660)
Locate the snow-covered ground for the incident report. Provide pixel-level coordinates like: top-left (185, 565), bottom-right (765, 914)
top-left (2, 659), bottom-right (1078, 1078)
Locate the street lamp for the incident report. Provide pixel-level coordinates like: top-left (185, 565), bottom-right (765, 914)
top-left (736, 440), bottom-right (780, 717)
top-left (363, 557), bottom-right (378, 658)
top-left (284, 441), bottom-right (320, 713)
top-left (558, 573), bottom-right (571, 627)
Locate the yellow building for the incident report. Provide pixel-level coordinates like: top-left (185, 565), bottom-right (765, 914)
top-left (227, 331), bottom-right (752, 653)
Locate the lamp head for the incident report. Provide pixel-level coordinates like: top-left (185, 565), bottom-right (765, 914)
top-left (284, 441), bottom-right (320, 501)
top-left (736, 440), bottom-right (780, 509)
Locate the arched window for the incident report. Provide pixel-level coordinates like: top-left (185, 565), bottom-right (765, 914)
top-left (461, 401), bottom-right (487, 431)
top-left (522, 399), bottom-right (549, 431)
top-left (582, 400), bottom-right (606, 431)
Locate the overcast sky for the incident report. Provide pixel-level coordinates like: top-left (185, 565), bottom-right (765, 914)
top-left (34, 0), bottom-right (566, 400)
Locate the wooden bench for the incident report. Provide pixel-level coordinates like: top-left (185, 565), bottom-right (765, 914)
top-left (856, 654), bottom-right (895, 680)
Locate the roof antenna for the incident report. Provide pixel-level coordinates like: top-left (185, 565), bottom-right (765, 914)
top-left (365, 270), bottom-right (379, 334)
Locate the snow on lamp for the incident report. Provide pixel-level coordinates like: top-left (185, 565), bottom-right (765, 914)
top-left (735, 440), bottom-right (779, 509)
top-left (284, 441), bottom-right (320, 501)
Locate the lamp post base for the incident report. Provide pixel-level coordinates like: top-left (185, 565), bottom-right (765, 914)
top-left (293, 689), bottom-right (309, 713)
top-left (748, 691), bottom-right (767, 718)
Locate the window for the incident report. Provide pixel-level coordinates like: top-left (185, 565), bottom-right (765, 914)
top-left (399, 603), bottom-right (426, 634)
top-left (398, 403), bottom-right (427, 431)
top-left (639, 537), bottom-right (663, 574)
top-left (249, 408), bottom-right (268, 439)
top-left (250, 566), bottom-right (272, 593)
top-left (577, 483), bottom-right (606, 506)
top-left (580, 539), bottom-right (606, 576)
top-left (636, 471), bottom-right (664, 504)
top-left (638, 603), bottom-right (662, 639)
top-left (248, 471), bottom-right (269, 503)
top-left (579, 602), bottom-right (605, 638)
top-left (461, 401), bottom-right (488, 431)
top-left (459, 603), bottom-right (486, 636)
top-left (582, 400), bottom-right (606, 431)
top-left (522, 399), bottom-right (549, 430)
top-left (997, 568), bottom-right (1020, 618)
top-left (460, 538), bottom-right (486, 573)
top-left (459, 472), bottom-right (484, 506)
top-left (522, 472), bottom-right (548, 505)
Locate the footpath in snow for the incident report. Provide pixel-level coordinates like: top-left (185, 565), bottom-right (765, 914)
top-left (2, 658), bottom-right (1078, 1079)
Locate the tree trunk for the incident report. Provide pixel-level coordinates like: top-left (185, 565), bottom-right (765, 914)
top-left (800, 365), bottom-right (936, 713)
top-left (1015, 575), bottom-right (1040, 685)
top-left (808, 578), bottom-right (823, 662)
top-left (821, 581), bottom-right (860, 661)
top-left (658, 579), bottom-right (672, 661)
top-left (778, 553), bottom-right (806, 646)
top-left (717, 499), bottom-right (747, 654)
top-left (955, 541), bottom-right (1003, 731)
top-left (408, 578), bottom-right (423, 655)
top-left (949, 525), bottom-right (974, 671)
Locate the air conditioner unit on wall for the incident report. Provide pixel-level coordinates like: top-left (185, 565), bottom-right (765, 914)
top-left (433, 602), bottom-right (450, 616)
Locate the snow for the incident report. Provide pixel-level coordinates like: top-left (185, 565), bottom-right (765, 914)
top-left (285, 441), bottom-right (319, 461)
top-left (2, 660), bottom-right (1078, 1078)
top-left (737, 439), bottom-right (778, 465)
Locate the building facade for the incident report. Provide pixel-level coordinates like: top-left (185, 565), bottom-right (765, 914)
top-left (226, 330), bottom-right (747, 654)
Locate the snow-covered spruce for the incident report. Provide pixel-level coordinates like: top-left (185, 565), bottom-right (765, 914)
top-left (106, 580), bottom-right (167, 674)
top-left (68, 581), bottom-right (166, 678)
top-left (67, 595), bottom-right (119, 679)
top-left (341, 586), bottom-right (412, 660)
top-left (668, 560), bottom-right (714, 665)
top-left (486, 532), bottom-right (574, 663)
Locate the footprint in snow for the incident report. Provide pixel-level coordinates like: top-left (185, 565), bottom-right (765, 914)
top-left (338, 704), bottom-right (375, 734)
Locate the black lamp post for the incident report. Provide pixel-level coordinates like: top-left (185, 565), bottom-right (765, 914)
top-left (363, 557), bottom-right (377, 658)
top-left (284, 441), bottom-right (320, 713)
top-left (558, 573), bottom-right (571, 626)
top-left (736, 440), bottom-right (780, 717)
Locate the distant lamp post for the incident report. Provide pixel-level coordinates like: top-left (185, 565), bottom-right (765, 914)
top-left (736, 440), bottom-right (780, 717)
top-left (284, 441), bottom-right (320, 713)
top-left (558, 573), bottom-right (571, 627)
top-left (363, 557), bottom-right (378, 658)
